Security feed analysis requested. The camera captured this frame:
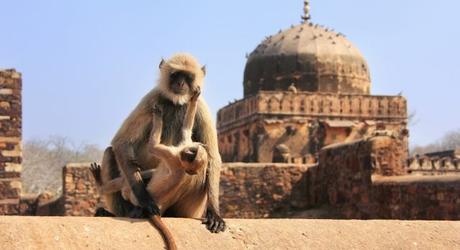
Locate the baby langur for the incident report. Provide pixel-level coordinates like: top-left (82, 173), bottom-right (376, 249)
top-left (91, 88), bottom-right (207, 250)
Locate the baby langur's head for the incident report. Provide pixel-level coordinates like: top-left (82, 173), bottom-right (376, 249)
top-left (179, 142), bottom-right (209, 175)
top-left (158, 53), bottom-right (206, 105)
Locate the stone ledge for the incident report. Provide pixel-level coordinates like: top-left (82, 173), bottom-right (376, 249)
top-left (222, 162), bottom-right (316, 169)
top-left (0, 217), bottom-right (459, 250)
top-left (373, 175), bottom-right (460, 184)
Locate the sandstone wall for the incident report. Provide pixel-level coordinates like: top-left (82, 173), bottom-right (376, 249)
top-left (0, 69), bottom-right (22, 215)
top-left (315, 137), bottom-right (460, 219)
top-left (371, 176), bottom-right (460, 220)
top-left (62, 163), bottom-right (102, 216)
top-left (220, 163), bottom-right (314, 218)
top-left (29, 137), bottom-right (459, 220)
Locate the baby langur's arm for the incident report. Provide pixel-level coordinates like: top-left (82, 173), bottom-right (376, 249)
top-left (182, 87), bottom-right (201, 142)
top-left (149, 104), bottom-right (176, 160)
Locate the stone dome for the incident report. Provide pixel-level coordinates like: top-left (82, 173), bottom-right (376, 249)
top-left (243, 22), bottom-right (371, 97)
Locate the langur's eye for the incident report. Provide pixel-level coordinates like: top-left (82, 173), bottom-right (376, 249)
top-left (186, 75), bottom-right (194, 83)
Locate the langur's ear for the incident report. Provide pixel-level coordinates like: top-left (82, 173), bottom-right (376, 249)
top-left (159, 58), bottom-right (166, 69)
top-left (201, 65), bottom-right (206, 76)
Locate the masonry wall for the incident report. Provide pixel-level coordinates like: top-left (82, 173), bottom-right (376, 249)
top-left (220, 163), bottom-right (313, 218)
top-left (45, 137), bottom-right (460, 220)
top-left (0, 69), bottom-right (22, 215)
top-left (62, 163), bottom-right (102, 216)
top-left (315, 137), bottom-right (460, 219)
top-left (371, 176), bottom-right (460, 220)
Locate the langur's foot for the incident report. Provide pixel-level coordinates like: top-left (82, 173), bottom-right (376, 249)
top-left (95, 207), bottom-right (115, 217)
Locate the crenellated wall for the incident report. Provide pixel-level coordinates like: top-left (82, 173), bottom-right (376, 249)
top-left (407, 150), bottom-right (460, 176)
top-left (217, 91), bottom-right (407, 131)
top-left (0, 69), bottom-right (22, 215)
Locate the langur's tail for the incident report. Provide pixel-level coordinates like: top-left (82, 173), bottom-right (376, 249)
top-left (149, 215), bottom-right (177, 250)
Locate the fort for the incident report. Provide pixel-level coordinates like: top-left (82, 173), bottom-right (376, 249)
top-left (0, 1), bottom-right (459, 249)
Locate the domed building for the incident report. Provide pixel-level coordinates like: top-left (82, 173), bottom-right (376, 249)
top-left (217, 1), bottom-right (408, 163)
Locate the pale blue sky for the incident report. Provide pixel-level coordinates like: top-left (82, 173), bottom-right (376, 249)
top-left (0, 0), bottom-right (459, 148)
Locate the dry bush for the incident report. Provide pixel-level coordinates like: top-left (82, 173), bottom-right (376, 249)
top-left (22, 136), bottom-right (103, 194)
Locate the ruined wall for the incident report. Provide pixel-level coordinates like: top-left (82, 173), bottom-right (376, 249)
top-left (51, 162), bottom-right (313, 218)
top-left (0, 69), bottom-right (22, 215)
top-left (42, 144), bottom-right (460, 220)
top-left (62, 163), bottom-right (102, 216)
top-left (220, 163), bottom-right (313, 218)
top-left (371, 176), bottom-right (460, 220)
top-left (315, 137), bottom-right (460, 219)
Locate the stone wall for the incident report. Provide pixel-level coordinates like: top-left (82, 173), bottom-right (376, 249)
top-left (371, 176), bottom-right (460, 220)
top-left (314, 137), bottom-right (460, 219)
top-left (27, 137), bottom-right (459, 220)
top-left (0, 69), bottom-right (22, 215)
top-left (62, 163), bottom-right (102, 216)
top-left (220, 163), bottom-right (314, 218)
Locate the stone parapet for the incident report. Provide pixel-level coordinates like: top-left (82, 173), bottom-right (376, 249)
top-left (0, 217), bottom-right (459, 250)
top-left (217, 91), bottom-right (407, 132)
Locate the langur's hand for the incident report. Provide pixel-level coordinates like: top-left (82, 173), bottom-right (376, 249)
top-left (191, 86), bottom-right (201, 102)
top-left (202, 209), bottom-right (226, 233)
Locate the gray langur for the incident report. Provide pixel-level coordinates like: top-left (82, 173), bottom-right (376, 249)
top-left (91, 88), bottom-right (208, 249)
top-left (97, 53), bottom-right (225, 233)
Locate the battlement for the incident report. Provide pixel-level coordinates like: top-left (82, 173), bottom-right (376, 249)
top-left (407, 150), bottom-right (460, 175)
top-left (217, 91), bottom-right (407, 132)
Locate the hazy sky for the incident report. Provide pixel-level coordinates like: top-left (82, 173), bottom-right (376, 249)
top-left (0, 0), bottom-right (459, 148)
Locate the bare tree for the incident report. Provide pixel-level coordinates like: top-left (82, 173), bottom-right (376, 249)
top-left (411, 129), bottom-right (460, 156)
top-left (22, 136), bottom-right (103, 194)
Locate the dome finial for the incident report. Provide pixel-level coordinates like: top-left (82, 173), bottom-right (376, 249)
top-left (301, 0), bottom-right (311, 23)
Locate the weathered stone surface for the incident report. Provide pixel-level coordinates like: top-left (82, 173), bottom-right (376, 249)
top-left (314, 138), bottom-right (460, 219)
top-left (220, 163), bottom-right (314, 218)
top-left (243, 23), bottom-right (371, 96)
top-left (0, 217), bottom-right (459, 250)
top-left (0, 69), bottom-right (22, 215)
top-left (217, 91), bottom-right (408, 163)
top-left (62, 163), bottom-right (102, 216)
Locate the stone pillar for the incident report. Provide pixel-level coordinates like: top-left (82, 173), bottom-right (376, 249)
top-left (0, 69), bottom-right (22, 215)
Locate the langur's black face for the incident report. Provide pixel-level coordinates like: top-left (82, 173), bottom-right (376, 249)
top-left (169, 71), bottom-right (195, 95)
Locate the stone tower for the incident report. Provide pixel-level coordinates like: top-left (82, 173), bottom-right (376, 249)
top-left (0, 69), bottom-right (22, 215)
